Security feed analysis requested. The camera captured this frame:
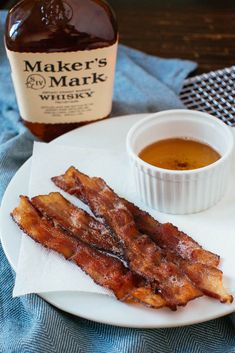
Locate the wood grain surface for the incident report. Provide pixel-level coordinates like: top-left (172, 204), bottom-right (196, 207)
top-left (2, 0), bottom-right (235, 74)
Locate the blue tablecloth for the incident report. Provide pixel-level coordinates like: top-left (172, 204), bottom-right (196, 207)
top-left (1, 10), bottom-right (235, 353)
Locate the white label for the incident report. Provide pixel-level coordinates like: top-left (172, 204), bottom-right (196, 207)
top-left (6, 43), bottom-right (117, 124)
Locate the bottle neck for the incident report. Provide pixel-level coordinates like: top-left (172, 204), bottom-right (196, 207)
top-left (40, 0), bottom-right (72, 27)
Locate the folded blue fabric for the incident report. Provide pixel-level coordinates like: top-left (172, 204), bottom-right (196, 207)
top-left (1, 10), bottom-right (235, 353)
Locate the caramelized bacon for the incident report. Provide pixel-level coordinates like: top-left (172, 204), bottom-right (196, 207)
top-left (31, 192), bottom-right (123, 257)
top-left (52, 166), bottom-right (220, 267)
top-left (11, 196), bottom-right (167, 309)
top-left (53, 168), bottom-right (202, 307)
top-left (124, 203), bottom-right (220, 267)
top-left (180, 262), bottom-right (232, 303)
top-left (52, 167), bottom-right (233, 304)
top-left (123, 205), bottom-right (231, 303)
top-left (163, 251), bottom-right (233, 303)
top-left (32, 192), bottom-right (231, 303)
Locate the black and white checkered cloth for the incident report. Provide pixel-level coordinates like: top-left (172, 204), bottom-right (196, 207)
top-left (181, 66), bottom-right (235, 126)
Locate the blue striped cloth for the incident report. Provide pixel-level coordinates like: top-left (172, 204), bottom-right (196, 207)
top-left (1, 10), bottom-right (235, 353)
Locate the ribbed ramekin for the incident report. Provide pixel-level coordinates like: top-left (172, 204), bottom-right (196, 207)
top-left (126, 109), bottom-right (234, 214)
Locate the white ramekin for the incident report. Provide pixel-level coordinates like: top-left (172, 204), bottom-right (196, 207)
top-left (126, 109), bottom-right (234, 214)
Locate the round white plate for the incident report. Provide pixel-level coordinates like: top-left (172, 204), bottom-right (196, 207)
top-left (1, 114), bottom-right (235, 328)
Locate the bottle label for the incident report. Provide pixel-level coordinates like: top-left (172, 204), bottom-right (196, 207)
top-left (6, 43), bottom-right (117, 124)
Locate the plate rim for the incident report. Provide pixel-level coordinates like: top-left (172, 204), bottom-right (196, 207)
top-left (1, 113), bottom-right (235, 328)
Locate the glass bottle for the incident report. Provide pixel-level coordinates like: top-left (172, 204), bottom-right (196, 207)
top-left (5, 0), bottom-right (118, 141)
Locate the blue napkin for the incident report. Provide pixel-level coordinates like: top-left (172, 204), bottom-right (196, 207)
top-left (1, 10), bottom-right (235, 353)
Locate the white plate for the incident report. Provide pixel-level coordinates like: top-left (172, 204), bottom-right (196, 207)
top-left (1, 113), bottom-right (235, 328)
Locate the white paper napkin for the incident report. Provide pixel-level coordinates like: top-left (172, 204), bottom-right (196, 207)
top-left (13, 141), bottom-right (235, 297)
top-left (13, 142), bottom-right (132, 297)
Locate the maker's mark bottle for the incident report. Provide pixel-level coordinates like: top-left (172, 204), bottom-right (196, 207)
top-left (5, 0), bottom-right (118, 141)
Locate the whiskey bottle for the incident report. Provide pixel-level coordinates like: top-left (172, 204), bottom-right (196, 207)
top-left (5, 0), bottom-right (118, 141)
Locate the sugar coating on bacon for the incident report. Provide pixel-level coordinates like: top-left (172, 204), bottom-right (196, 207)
top-left (31, 192), bottom-right (123, 257)
top-left (11, 196), bottom-right (167, 309)
top-left (52, 167), bottom-right (233, 304)
top-left (163, 250), bottom-right (233, 303)
top-left (180, 262), bottom-right (232, 303)
top-left (127, 203), bottom-right (220, 267)
top-left (53, 168), bottom-right (202, 307)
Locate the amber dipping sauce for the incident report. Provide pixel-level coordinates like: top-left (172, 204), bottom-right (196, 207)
top-left (139, 138), bottom-right (221, 170)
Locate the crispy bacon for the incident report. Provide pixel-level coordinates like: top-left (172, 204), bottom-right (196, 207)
top-left (31, 192), bottom-right (123, 257)
top-left (179, 261), bottom-right (232, 303)
top-left (124, 202), bottom-right (220, 267)
top-left (163, 251), bottom-right (232, 303)
top-left (11, 196), bottom-right (167, 309)
top-left (53, 168), bottom-right (202, 307)
top-left (52, 167), bottom-right (233, 304)
top-left (32, 192), bottom-right (231, 303)
top-left (52, 166), bottom-right (220, 267)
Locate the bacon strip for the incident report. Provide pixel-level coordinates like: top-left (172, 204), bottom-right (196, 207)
top-left (32, 192), bottom-right (231, 303)
top-left (52, 167), bottom-right (233, 304)
top-left (53, 169), bottom-right (202, 307)
top-left (11, 196), bottom-right (167, 309)
top-left (31, 192), bottom-right (123, 257)
top-left (124, 202), bottom-right (220, 267)
top-left (52, 166), bottom-right (219, 267)
top-left (163, 251), bottom-right (232, 303)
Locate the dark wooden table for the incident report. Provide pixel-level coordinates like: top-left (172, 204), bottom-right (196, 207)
top-left (2, 0), bottom-right (235, 74)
